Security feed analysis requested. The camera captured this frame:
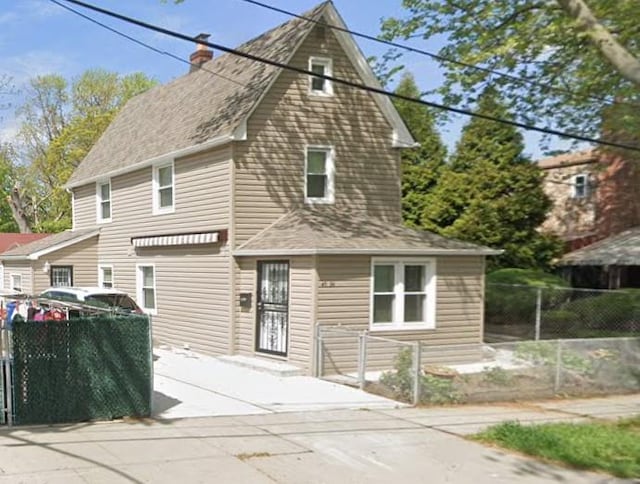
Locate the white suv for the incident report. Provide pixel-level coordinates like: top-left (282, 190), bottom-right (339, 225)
top-left (39, 286), bottom-right (143, 315)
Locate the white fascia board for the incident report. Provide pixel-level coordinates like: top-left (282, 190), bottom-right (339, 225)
top-left (28, 230), bottom-right (100, 260)
top-left (323, 4), bottom-right (416, 149)
top-left (233, 248), bottom-right (503, 257)
top-left (65, 134), bottom-right (234, 189)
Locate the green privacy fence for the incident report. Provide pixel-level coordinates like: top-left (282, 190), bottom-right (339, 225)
top-left (10, 315), bottom-right (152, 425)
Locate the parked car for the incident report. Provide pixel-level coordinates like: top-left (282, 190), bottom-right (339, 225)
top-left (38, 287), bottom-right (143, 315)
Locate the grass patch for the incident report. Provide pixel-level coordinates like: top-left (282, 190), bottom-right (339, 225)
top-left (474, 417), bottom-right (640, 478)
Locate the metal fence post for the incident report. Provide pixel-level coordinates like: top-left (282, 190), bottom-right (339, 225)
top-left (412, 342), bottom-right (422, 406)
top-left (554, 339), bottom-right (563, 393)
top-left (358, 331), bottom-right (368, 390)
top-left (3, 324), bottom-right (13, 427)
top-left (535, 287), bottom-right (542, 341)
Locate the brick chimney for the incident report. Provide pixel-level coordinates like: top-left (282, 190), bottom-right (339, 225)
top-left (189, 33), bottom-right (212, 73)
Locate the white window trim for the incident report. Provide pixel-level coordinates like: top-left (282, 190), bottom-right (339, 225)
top-left (571, 173), bottom-right (590, 199)
top-left (308, 57), bottom-right (333, 97)
top-left (96, 179), bottom-right (112, 224)
top-left (152, 162), bottom-right (175, 215)
top-left (0, 264), bottom-right (4, 289)
top-left (10, 273), bottom-right (23, 293)
top-left (304, 145), bottom-right (335, 204)
top-left (136, 263), bottom-right (157, 315)
top-left (98, 264), bottom-right (114, 289)
top-left (369, 257), bottom-right (437, 331)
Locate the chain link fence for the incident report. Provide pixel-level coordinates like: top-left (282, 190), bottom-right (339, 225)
top-left (485, 283), bottom-right (640, 341)
top-left (3, 314), bottom-right (152, 426)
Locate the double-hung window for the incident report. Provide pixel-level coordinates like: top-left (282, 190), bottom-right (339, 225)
top-left (97, 180), bottom-right (111, 223)
top-left (137, 264), bottom-right (156, 314)
top-left (99, 265), bottom-right (114, 289)
top-left (50, 266), bottom-right (73, 287)
top-left (309, 57), bottom-right (333, 96)
top-left (572, 173), bottom-right (590, 199)
top-left (153, 162), bottom-right (174, 214)
top-left (371, 258), bottom-right (436, 330)
top-left (305, 146), bottom-right (335, 204)
top-left (10, 274), bottom-right (22, 292)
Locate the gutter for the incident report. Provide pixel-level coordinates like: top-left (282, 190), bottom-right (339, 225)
top-left (233, 248), bottom-right (503, 257)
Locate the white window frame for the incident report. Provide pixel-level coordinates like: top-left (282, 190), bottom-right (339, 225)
top-left (304, 145), bottom-right (335, 204)
top-left (96, 179), bottom-right (112, 223)
top-left (369, 257), bottom-right (437, 331)
top-left (572, 173), bottom-right (590, 199)
top-left (308, 57), bottom-right (333, 96)
top-left (152, 162), bottom-right (175, 215)
top-left (0, 264), bottom-right (3, 289)
top-left (10, 273), bottom-right (22, 293)
top-left (136, 264), bottom-right (157, 315)
top-left (98, 264), bottom-right (114, 289)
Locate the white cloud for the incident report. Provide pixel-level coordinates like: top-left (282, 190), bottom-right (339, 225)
top-left (0, 50), bottom-right (77, 87)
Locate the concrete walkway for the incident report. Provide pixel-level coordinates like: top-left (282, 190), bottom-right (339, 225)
top-left (0, 394), bottom-right (637, 483)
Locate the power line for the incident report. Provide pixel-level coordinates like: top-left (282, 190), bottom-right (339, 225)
top-left (50, 0), bottom-right (249, 89)
top-left (235, 0), bottom-right (633, 110)
top-left (57, 0), bottom-right (640, 153)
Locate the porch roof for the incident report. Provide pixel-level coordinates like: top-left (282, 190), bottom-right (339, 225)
top-left (559, 226), bottom-right (640, 266)
top-left (0, 228), bottom-right (99, 261)
top-left (234, 207), bottom-right (501, 257)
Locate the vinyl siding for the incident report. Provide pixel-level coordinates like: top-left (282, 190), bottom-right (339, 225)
top-left (317, 255), bottom-right (485, 374)
top-left (235, 256), bottom-right (314, 373)
top-left (32, 236), bottom-right (98, 293)
top-left (233, 23), bottom-right (401, 247)
top-left (72, 144), bottom-right (232, 355)
top-left (73, 183), bottom-right (96, 230)
top-left (3, 262), bottom-right (33, 294)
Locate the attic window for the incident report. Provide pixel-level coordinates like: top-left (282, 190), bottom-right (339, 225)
top-left (309, 57), bottom-right (333, 96)
top-left (572, 173), bottom-right (590, 199)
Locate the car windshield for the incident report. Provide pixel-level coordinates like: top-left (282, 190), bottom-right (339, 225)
top-left (85, 294), bottom-right (139, 312)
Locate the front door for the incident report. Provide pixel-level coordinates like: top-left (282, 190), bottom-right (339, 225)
top-left (255, 261), bottom-right (289, 356)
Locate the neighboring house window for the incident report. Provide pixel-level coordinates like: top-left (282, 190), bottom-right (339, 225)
top-left (99, 265), bottom-right (114, 288)
top-left (572, 174), bottom-right (590, 199)
top-left (50, 266), bottom-right (73, 287)
top-left (10, 274), bottom-right (22, 292)
top-left (370, 258), bottom-right (436, 330)
top-left (137, 264), bottom-right (156, 314)
top-left (309, 57), bottom-right (333, 96)
top-left (153, 162), bottom-right (175, 214)
top-left (97, 180), bottom-right (112, 222)
top-left (0, 264), bottom-right (4, 289)
top-left (305, 146), bottom-right (335, 204)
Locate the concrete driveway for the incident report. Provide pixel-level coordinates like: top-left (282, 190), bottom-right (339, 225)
top-left (152, 348), bottom-right (401, 419)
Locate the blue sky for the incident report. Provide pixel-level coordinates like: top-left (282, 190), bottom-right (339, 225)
top-left (0, 0), bottom-right (564, 158)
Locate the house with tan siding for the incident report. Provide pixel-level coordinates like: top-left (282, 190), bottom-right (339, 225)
top-left (0, 2), bottom-right (498, 374)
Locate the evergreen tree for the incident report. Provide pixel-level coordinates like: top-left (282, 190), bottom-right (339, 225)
top-left (422, 87), bottom-right (562, 269)
top-left (393, 73), bottom-right (447, 227)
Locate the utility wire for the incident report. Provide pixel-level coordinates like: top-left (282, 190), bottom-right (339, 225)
top-left (50, 0), bottom-right (249, 88)
top-left (236, 0), bottom-right (634, 110)
top-left (56, 0), bottom-right (640, 153)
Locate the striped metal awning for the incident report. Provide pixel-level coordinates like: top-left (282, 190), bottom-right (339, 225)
top-left (131, 231), bottom-right (219, 248)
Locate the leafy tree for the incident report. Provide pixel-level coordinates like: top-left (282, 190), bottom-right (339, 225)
top-left (380, 0), bottom-right (640, 149)
top-left (6, 69), bottom-right (156, 232)
top-left (421, 88), bottom-right (562, 269)
top-left (393, 73), bottom-right (447, 227)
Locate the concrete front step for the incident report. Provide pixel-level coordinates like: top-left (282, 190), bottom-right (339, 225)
top-left (218, 355), bottom-right (304, 377)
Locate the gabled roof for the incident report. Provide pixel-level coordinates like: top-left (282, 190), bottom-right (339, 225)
top-left (0, 228), bottom-right (99, 261)
top-left (559, 226), bottom-right (640, 266)
top-left (538, 149), bottom-right (598, 169)
top-left (0, 233), bottom-right (51, 255)
top-left (234, 207), bottom-right (501, 256)
top-left (66, 1), bottom-right (414, 189)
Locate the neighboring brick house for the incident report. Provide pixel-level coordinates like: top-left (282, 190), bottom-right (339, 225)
top-left (540, 149), bottom-right (640, 251)
top-left (0, 2), bottom-right (498, 373)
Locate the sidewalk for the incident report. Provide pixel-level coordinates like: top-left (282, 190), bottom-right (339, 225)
top-left (0, 394), bottom-right (637, 483)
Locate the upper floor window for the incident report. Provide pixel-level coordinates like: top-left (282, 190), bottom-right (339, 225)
top-left (305, 146), bottom-right (335, 204)
top-left (309, 57), bottom-right (333, 96)
top-left (153, 162), bottom-right (174, 214)
top-left (96, 180), bottom-right (112, 223)
top-left (371, 258), bottom-right (436, 331)
top-left (572, 173), bottom-right (590, 199)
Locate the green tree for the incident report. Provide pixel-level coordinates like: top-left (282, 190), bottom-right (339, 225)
top-left (6, 69), bottom-right (156, 232)
top-left (393, 73), bottom-right (447, 227)
top-left (380, 0), bottom-right (640, 148)
top-left (422, 88), bottom-right (562, 269)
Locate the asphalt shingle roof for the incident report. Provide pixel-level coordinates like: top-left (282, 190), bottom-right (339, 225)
top-left (235, 207), bottom-right (500, 255)
top-left (559, 226), bottom-right (640, 266)
top-left (67, 2), bottom-right (328, 187)
top-left (0, 229), bottom-right (99, 258)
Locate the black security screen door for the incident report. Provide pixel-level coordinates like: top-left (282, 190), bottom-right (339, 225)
top-left (255, 261), bottom-right (289, 356)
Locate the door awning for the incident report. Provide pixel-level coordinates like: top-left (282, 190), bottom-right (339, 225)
top-left (131, 231), bottom-right (220, 248)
